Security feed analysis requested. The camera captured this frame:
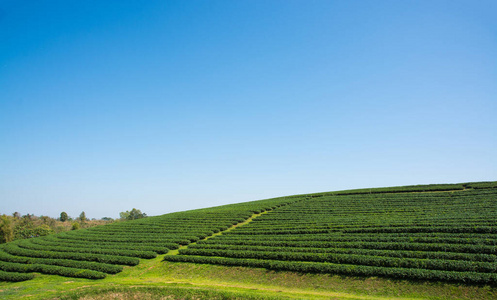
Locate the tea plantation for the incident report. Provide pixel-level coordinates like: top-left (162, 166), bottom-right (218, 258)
top-left (0, 196), bottom-right (298, 281)
top-left (170, 182), bottom-right (497, 284)
top-left (1, 181), bottom-right (496, 286)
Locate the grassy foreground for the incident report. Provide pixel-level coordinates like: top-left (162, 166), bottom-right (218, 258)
top-left (1, 254), bottom-right (496, 300)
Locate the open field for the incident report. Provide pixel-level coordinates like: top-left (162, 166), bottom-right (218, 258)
top-left (1, 181), bottom-right (496, 299)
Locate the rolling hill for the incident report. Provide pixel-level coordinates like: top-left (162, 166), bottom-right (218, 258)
top-left (1, 181), bottom-right (496, 299)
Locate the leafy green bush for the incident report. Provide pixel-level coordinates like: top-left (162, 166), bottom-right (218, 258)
top-left (0, 270), bottom-right (34, 282)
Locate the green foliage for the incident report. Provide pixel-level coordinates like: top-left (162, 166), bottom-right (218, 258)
top-left (29, 237), bottom-right (169, 254)
top-left (0, 193), bottom-right (298, 281)
top-left (1, 243), bottom-right (140, 266)
top-left (465, 181), bottom-right (497, 189)
top-left (0, 213), bottom-right (111, 244)
top-left (1, 181), bottom-right (495, 284)
top-left (171, 183), bottom-right (497, 285)
top-left (119, 208), bottom-right (147, 220)
top-left (14, 239), bottom-right (157, 259)
top-left (0, 260), bottom-right (106, 279)
top-left (0, 270), bottom-right (34, 282)
top-left (307, 183), bottom-right (467, 197)
top-left (71, 222), bottom-right (80, 230)
top-left (164, 255), bottom-right (497, 285)
top-left (178, 248), bottom-right (497, 273)
top-left (0, 249), bottom-right (122, 274)
top-left (79, 211), bottom-right (86, 223)
top-left (0, 215), bottom-right (14, 243)
top-left (13, 223), bottom-right (54, 240)
top-left (60, 212), bottom-right (68, 222)
top-left (33, 224), bottom-right (55, 237)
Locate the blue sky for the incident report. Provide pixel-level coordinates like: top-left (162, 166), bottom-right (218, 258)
top-left (1, 0), bottom-right (496, 219)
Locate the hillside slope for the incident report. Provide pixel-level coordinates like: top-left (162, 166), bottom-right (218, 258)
top-left (0, 195), bottom-right (299, 281)
top-left (169, 182), bottom-right (497, 284)
top-left (1, 181), bottom-right (496, 287)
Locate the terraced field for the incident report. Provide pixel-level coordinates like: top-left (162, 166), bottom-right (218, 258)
top-left (167, 182), bottom-right (497, 284)
top-left (0, 196), bottom-right (298, 281)
top-left (1, 181), bottom-right (496, 289)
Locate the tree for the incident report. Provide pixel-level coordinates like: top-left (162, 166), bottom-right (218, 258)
top-left (18, 214), bottom-right (34, 228)
top-left (0, 215), bottom-right (14, 243)
top-left (40, 216), bottom-right (55, 227)
top-left (128, 208), bottom-right (146, 220)
top-left (21, 214), bottom-right (33, 221)
top-left (71, 222), bottom-right (80, 230)
top-left (120, 208), bottom-right (147, 220)
top-left (119, 211), bottom-right (130, 220)
top-left (60, 212), bottom-right (68, 222)
top-left (79, 211), bottom-right (86, 223)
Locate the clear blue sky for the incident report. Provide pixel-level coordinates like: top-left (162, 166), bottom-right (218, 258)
top-left (1, 0), bottom-right (496, 219)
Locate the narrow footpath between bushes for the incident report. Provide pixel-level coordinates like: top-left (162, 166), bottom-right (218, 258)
top-left (165, 197), bottom-right (311, 256)
top-left (165, 210), bottom-right (269, 256)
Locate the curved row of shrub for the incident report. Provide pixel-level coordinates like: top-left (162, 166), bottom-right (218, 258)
top-left (0, 249), bottom-right (122, 274)
top-left (163, 254), bottom-right (497, 285)
top-left (216, 232), bottom-right (497, 245)
top-left (170, 184), bottom-right (497, 285)
top-left (15, 240), bottom-right (157, 259)
top-left (0, 194), bottom-right (301, 281)
top-left (2, 182), bottom-right (494, 282)
top-left (1, 244), bottom-right (140, 266)
top-left (29, 238), bottom-right (170, 254)
top-left (188, 243), bottom-right (497, 263)
top-left (0, 270), bottom-right (34, 282)
top-left (197, 238), bottom-right (497, 255)
top-left (179, 248), bottom-right (497, 273)
top-left (0, 260), bottom-right (106, 279)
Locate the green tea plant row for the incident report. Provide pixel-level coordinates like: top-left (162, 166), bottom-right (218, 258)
top-left (197, 239), bottom-right (497, 255)
top-left (188, 243), bottom-right (497, 263)
top-left (1, 243), bottom-right (140, 265)
top-left (31, 236), bottom-right (169, 252)
top-left (0, 260), bottom-right (105, 279)
top-left (213, 233), bottom-right (497, 245)
top-left (0, 270), bottom-right (34, 282)
top-left (163, 254), bottom-right (497, 285)
top-left (302, 181), bottom-right (495, 197)
top-left (214, 231), bottom-right (497, 240)
top-left (14, 240), bottom-right (157, 259)
top-left (178, 248), bottom-right (497, 273)
top-left (467, 182), bottom-right (497, 189)
top-left (304, 183), bottom-right (465, 197)
top-left (0, 249), bottom-right (122, 273)
top-left (0, 194), bottom-right (300, 281)
top-left (54, 234), bottom-right (193, 246)
top-left (218, 226), bottom-right (497, 235)
top-left (2, 183), bottom-right (494, 282)
top-left (170, 184), bottom-right (497, 284)
top-left (29, 237), bottom-right (170, 254)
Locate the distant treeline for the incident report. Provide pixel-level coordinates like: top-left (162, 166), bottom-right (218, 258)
top-left (0, 212), bottom-right (112, 244)
top-left (0, 208), bottom-right (147, 244)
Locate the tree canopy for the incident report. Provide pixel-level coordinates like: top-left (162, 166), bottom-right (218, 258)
top-left (60, 212), bottom-right (68, 222)
top-left (119, 208), bottom-right (147, 220)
